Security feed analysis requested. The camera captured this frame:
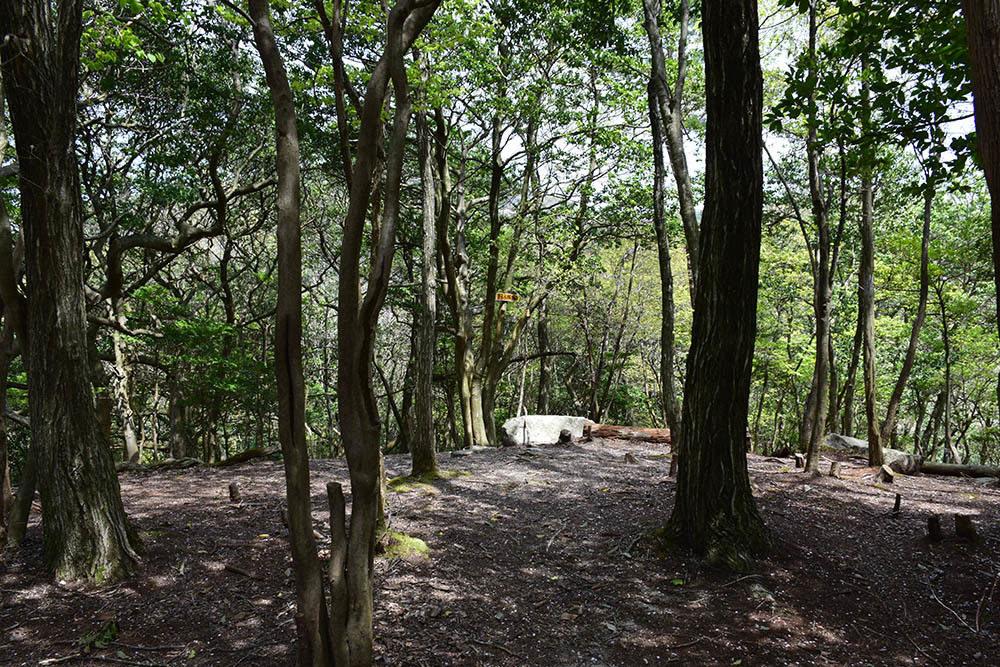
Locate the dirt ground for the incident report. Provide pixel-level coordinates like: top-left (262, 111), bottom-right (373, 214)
top-left (2, 438), bottom-right (998, 666)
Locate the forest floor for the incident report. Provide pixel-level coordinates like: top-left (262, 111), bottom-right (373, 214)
top-left (2, 437), bottom-right (999, 666)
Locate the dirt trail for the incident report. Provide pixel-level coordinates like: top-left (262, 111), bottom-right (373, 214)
top-left (2, 439), bottom-right (998, 665)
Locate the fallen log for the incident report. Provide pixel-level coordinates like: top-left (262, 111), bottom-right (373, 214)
top-left (213, 447), bottom-right (280, 467)
top-left (589, 424), bottom-right (671, 444)
top-left (920, 461), bottom-right (1000, 478)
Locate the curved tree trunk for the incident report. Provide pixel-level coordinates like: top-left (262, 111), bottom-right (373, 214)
top-left (666, 0), bottom-right (769, 569)
top-left (248, 1), bottom-right (332, 663)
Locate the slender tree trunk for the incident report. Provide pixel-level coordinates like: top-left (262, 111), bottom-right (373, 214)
top-left (411, 94), bottom-right (438, 477)
top-left (879, 187), bottom-right (933, 444)
top-left (536, 300), bottom-right (551, 414)
top-left (935, 283), bottom-right (962, 463)
top-left (643, 0), bottom-right (699, 295)
top-left (840, 315), bottom-right (862, 436)
top-left (804, 3), bottom-right (831, 473)
top-left (647, 75), bottom-right (681, 437)
top-left (962, 0), bottom-right (1000, 414)
top-left (859, 58), bottom-right (883, 466)
top-left (666, 0), bottom-right (769, 569)
top-left (249, 3), bottom-right (332, 663)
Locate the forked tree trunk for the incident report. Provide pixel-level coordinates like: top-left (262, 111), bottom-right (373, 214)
top-left (666, 0), bottom-right (769, 569)
top-left (1, 0), bottom-right (137, 583)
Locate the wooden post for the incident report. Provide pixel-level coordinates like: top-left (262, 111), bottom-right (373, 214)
top-left (794, 453), bottom-right (805, 468)
top-left (583, 424), bottom-right (592, 442)
top-left (229, 482), bottom-right (241, 503)
top-left (829, 461), bottom-right (841, 478)
top-left (892, 493), bottom-right (901, 515)
top-left (955, 514), bottom-right (977, 540)
top-left (927, 515), bottom-right (942, 542)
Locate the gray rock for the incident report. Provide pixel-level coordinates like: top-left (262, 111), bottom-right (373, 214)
top-left (500, 415), bottom-right (595, 447)
top-left (821, 433), bottom-right (922, 474)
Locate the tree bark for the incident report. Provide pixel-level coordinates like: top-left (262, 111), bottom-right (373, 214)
top-left (666, 0), bottom-right (769, 569)
top-left (248, 2), bottom-right (331, 663)
top-left (411, 86), bottom-right (438, 478)
top-left (1, 0), bottom-right (138, 582)
top-left (962, 0), bottom-right (1000, 415)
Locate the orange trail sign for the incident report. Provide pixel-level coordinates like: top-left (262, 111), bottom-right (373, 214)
top-left (495, 292), bottom-right (519, 302)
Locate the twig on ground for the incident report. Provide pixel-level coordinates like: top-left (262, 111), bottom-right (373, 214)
top-left (666, 636), bottom-right (704, 650)
top-left (545, 522), bottom-right (566, 552)
top-left (223, 563), bottom-right (262, 580)
top-left (976, 571), bottom-right (999, 633)
top-left (901, 601), bottom-right (943, 667)
top-left (718, 574), bottom-right (763, 588)
top-left (928, 582), bottom-right (976, 633)
top-left (110, 642), bottom-right (187, 652)
top-left (469, 637), bottom-right (525, 660)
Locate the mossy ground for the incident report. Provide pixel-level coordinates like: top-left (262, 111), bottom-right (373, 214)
top-left (387, 469), bottom-right (469, 494)
top-left (379, 530), bottom-right (430, 559)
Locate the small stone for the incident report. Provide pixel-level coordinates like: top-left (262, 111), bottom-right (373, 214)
top-left (451, 449), bottom-right (472, 457)
top-left (427, 605), bottom-right (442, 618)
top-left (624, 452), bottom-right (638, 464)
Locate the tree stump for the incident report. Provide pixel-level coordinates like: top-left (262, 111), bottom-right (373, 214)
top-left (927, 515), bottom-right (943, 542)
top-left (955, 514), bottom-right (977, 541)
top-left (794, 453), bottom-right (805, 469)
top-left (829, 461), bottom-right (841, 479)
top-left (879, 464), bottom-right (895, 483)
top-left (229, 482), bottom-right (241, 503)
top-left (583, 425), bottom-right (592, 442)
top-left (559, 429), bottom-right (572, 444)
top-left (892, 493), bottom-right (901, 515)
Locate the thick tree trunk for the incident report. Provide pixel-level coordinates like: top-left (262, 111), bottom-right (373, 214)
top-left (411, 96), bottom-right (438, 477)
top-left (962, 0), bottom-right (1000, 414)
top-left (1, 0), bottom-right (138, 583)
top-left (248, 3), bottom-right (331, 664)
top-left (666, 0), bottom-right (769, 569)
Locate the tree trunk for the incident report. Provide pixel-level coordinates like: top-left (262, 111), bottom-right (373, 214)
top-left (410, 90), bottom-right (438, 478)
top-left (804, 3), bottom-right (831, 473)
top-left (647, 77), bottom-right (681, 437)
top-left (879, 187), bottom-right (933, 444)
top-left (248, 2), bottom-right (332, 663)
top-left (643, 0), bottom-right (699, 296)
top-left (1, 0), bottom-right (138, 583)
top-left (333, 1), bottom-right (440, 663)
top-left (666, 0), bottom-right (769, 569)
top-left (962, 0), bottom-right (1000, 415)
top-left (859, 57), bottom-right (883, 466)
top-left (840, 313), bottom-right (862, 436)
top-left (936, 283), bottom-right (962, 463)
top-left (536, 301), bottom-right (552, 415)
